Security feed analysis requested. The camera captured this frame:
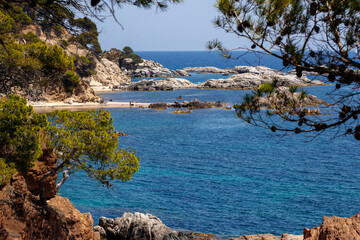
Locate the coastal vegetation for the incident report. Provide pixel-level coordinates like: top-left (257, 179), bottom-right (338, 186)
top-left (0, 95), bottom-right (139, 203)
top-left (210, 0), bottom-right (360, 140)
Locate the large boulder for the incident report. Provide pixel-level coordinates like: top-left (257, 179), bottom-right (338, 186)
top-left (304, 213), bottom-right (360, 240)
top-left (96, 212), bottom-right (177, 240)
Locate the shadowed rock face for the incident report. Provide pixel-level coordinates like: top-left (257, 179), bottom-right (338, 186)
top-left (0, 150), bottom-right (99, 240)
top-left (304, 213), bottom-right (360, 240)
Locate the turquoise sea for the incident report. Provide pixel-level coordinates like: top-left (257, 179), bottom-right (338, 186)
top-left (59, 51), bottom-right (360, 238)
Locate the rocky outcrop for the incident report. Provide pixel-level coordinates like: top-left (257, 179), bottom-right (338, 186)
top-left (121, 59), bottom-right (190, 78)
top-left (94, 213), bottom-right (217, 240)
top-left (256, 86), bottom-right (326, 113)
top-left (169, 99), bottom-right (227, 109)
top-left (0, 149), bottom-right (99, 240)
top-left (95, 213), bottom-right (177, 240)
top-left (231, 233), bottom-right (302, 240)
top-left (183, 66), bottom-right (282, 75)
top-left (148, 100), bottom-right (227, 110)
top-left (149, 102), bottom-right (168, 109)
top-left (183, 66), bottom-right (233, 75)
top-left (83, 57), bottom-right (131, 88)
top-left (25, 149), bottom-right (57, 199)
top-left (200, 72), bottom-right (324, 89)
top-left (304, 213), bottom-right (360, 240)
top-left (126, 78), bottom-right (196, 91)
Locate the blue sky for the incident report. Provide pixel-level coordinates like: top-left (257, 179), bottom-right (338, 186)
top-left (94, 0), bottom-right (245, 51)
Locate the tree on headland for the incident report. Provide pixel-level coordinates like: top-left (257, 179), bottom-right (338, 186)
top-left (0, 95), bottom-right (139, 205)
top-left (209, 0), bottom-right (360, 140)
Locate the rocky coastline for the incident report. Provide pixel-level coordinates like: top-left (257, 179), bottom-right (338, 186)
top-left (91, 211), bottom-right (360, 240)
top-left (93, 212), bottom-right (302, 240)
top-left (119, 66), bottom-right (325, 92)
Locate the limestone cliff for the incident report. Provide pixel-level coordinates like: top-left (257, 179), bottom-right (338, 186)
top-left (0, 149), bottom-right (99, 240)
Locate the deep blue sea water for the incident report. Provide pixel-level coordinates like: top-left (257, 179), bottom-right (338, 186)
top-left (59, 52), bottom-right (360, 238)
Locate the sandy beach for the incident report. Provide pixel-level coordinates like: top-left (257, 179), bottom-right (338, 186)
top-left (31, 101), bottom-right (151, 113)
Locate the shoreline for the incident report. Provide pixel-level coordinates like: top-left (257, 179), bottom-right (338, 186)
top-left (31, 101), bottom-right (150, 113)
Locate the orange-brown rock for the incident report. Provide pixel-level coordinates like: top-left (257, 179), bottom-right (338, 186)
top-left (304, 213), bottom-right (360, 240)
top-left (48, 196), bottom-right (99, 240)
top-left (0, 150), bottom-right (100, 240)
top-left (25, 149), bottom-right (58, 199)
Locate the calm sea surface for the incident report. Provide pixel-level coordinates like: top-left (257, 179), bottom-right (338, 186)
top-left (59, 51), bottom-right (360, 238)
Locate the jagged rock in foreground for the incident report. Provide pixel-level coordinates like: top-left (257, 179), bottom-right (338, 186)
top-left (94, 212), bottom-right (217, 240)
top-left (0, 150), bottom-right (99, 240)
top-left (127, 78), bottom-right (196, 91)
top-left (304, 213), bottom-right (360, 240)
top-left (200, 72), bottom-right (324, 90)
top-left (121, 59), bottom-right (190, 78)
top-left (231, 233), bottom-right (302, 240)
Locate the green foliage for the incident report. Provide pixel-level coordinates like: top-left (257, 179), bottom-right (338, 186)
top-left (299, 89), bottom-right (308, 100)
top-left (0, 9), bottom-right (14, 40)
top-left (74, 54), bottom-right (96, 78)
top-left (0, 158), bottom-right (16, 187)
top-left (258, 83), bottom-right (275, 94)
top-left (62, 70), bottom-right (79, 93)
top-left (23, 31), bottom-right (40, 43)
top-left (69, 17), bottom-right (102, 54)
top-left (289, 85), bottom-right (298, 94)
top-left (48, 109), bottom-right (140, 187)
top-left (25, 42), bottom-right (74, 72)
top-left (214, 0), bottom-right (360, 139)
top-left (0, 95), bottom-right (48, 175)
top-left (120, 46), bottom-right (143, 64)
top-left (0, 95), bottom-right (140, 188)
